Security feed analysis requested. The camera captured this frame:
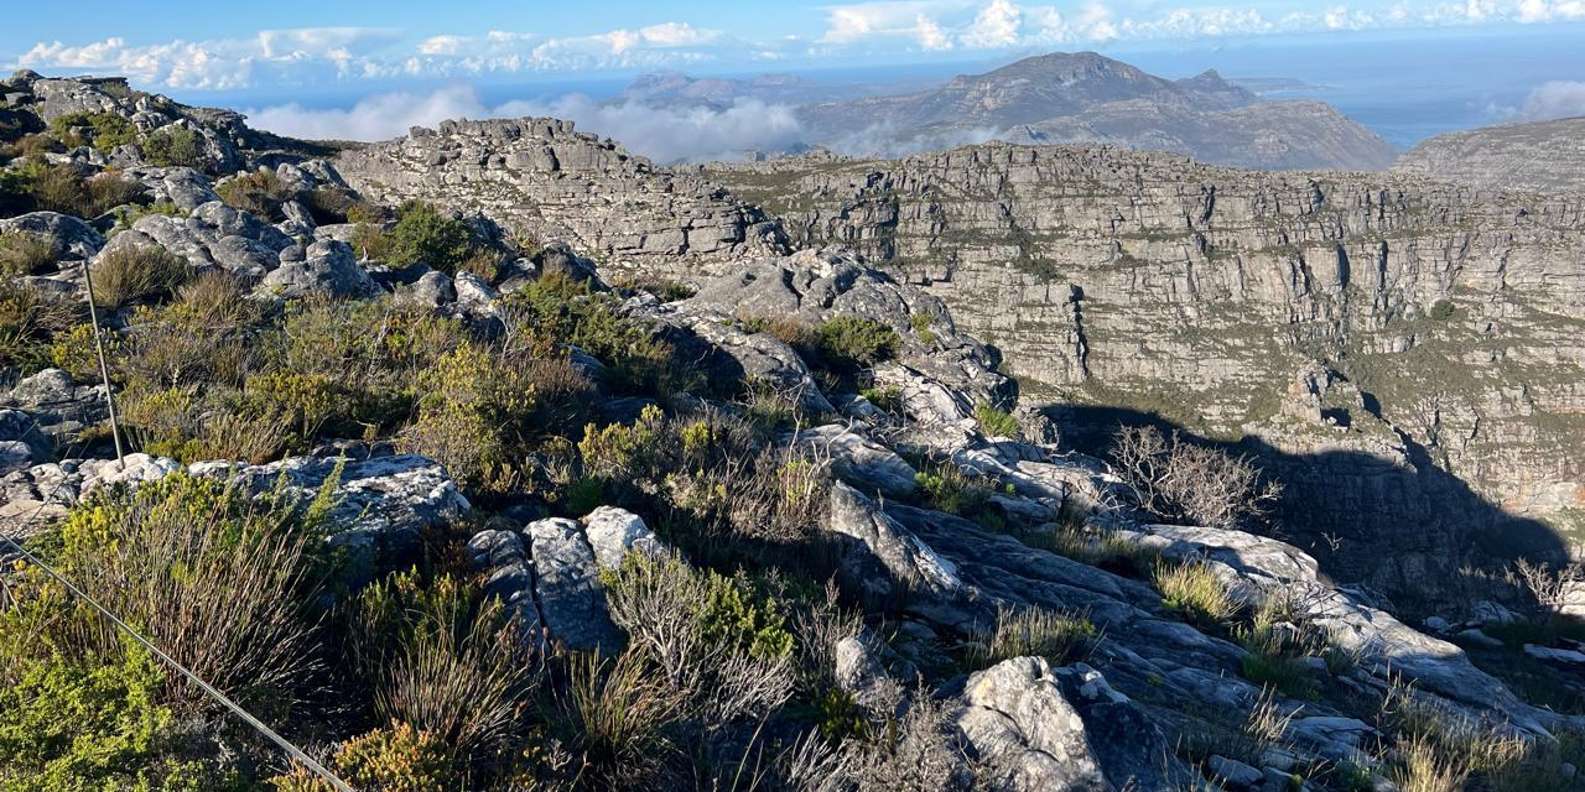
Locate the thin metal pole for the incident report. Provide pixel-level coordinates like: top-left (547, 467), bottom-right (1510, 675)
top-left (79, 259), bottom-right (124, 469)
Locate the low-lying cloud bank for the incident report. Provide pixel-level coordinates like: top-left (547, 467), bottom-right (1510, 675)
top-left (246, 84), bottom-right (805, 163)
top-left (1514, 80), bottom-right (1585, 122)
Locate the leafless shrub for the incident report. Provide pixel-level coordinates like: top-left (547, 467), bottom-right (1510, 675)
top-left (791, 579), bottom-right (865, 693)
top-left (1510, 558), bottom-right (1583, 614)
top-left (1111, 425), bottom-right (1282, 528)
top-left (846, 691), bottom-right (982, 791)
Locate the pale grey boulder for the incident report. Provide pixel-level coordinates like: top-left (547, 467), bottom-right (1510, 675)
top-left (955, 656), bottom-right (1110, 792)
top-left (580, 506), bottom-right (665, 571)
top-left (0, 211), bottom-right (105, 263)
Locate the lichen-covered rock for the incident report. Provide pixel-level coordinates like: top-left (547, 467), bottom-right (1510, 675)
top-left (788, 424), bottom-right (917, 498)
top-left (524, 517), bottom-right (623, 654)
top-left (955, 656), bottom-right (1110, 792)
top-left (0, 212), bottom-right (105, 262)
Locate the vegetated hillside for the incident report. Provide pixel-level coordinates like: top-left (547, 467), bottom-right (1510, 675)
top-left (789, 51), bottom-right (1396, 170)
top-left (4, 71), bottom-right (1585, 791)
top-left (708, 143), bottom-right (1585, 591)
top-left (1394, 115), bottom-right (1585, 194)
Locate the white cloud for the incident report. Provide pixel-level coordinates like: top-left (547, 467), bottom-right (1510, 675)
top-left (962, 0), bottom-right (1023, 47)
top-left (245, 84), bottom-right (804, 163)
top-left (915, 15), bottom-right (955, 49)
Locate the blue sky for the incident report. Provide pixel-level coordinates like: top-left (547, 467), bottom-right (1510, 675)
top-left (5, 0), bottom-right (1583, 93)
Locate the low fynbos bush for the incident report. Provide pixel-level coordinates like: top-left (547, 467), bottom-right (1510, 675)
top-left (963, 604), bottom-right (1097, 670)
top-left (142, 126), bottom-right (204, 168)
top-left (0, 280), bottom-right (77, 371)
top-left (380, 200), bottom-right (476, 272)
top-left (0, 229), bottom-right (56, 276)
top-left (216, 168), bottom-right (294, 220)
top-left (815, 315), bottom-right (899, 369)
top-left (973, 402), bottom-right (1020, 438)
top-left (48, 112), bottom-right (138, 150)
top-left (271, 721), bottom-right (456, 792)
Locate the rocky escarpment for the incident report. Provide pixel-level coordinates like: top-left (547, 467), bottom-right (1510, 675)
top-left (708, 144), bottom-right (1585, 591)
top-left (1394, 116), bottom-right (1585, 195)
top-left (335, 118), bottom-right (788, 268)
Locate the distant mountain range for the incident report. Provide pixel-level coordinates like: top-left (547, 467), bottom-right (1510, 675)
top-left (622, 52), bottom-right (1396, 171)
top-left (1393, 115), bottom-right (1585, 194)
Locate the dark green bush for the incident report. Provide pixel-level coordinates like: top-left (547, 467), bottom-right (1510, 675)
top-left (1429, 298), bottom-right (1456, 321)
top-left (973, 402), bottom-right (1020, 438)
top-left (386, 200), bottom-right (475, 272)
top-left (48, 112), bottom-right (138, 150)
top-left (502, 272), bottom-right (681, 396)
top-left (813, 315), bottom-right (899, 375)
top-left (142, 127), bottom-right (204, 168)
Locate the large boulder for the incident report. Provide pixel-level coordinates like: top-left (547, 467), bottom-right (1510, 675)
top-left (258, 239), bottom-right (380, 299)
top-left (822, 481), bottom-right (964, 601)
top-left (0, 212), bottom-right (105, 262)
top-left (954, 657), bottom-right (1110, 792)
top-left (524, 517), bottom-right (623, 654)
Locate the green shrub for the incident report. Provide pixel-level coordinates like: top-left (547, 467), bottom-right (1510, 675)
top-left (503, 272), bottom-right (680, 395)
top-left (0, 280), bottom-right (77, 371)
top-left (973, 402), bottom-right (1020, 438)
top-left (48, 112), bottom-right (138, 150)
top-left (403, 344), bottom-right (592, 492)
top-left (1429, 299), bottom-right (1456, 321)
top-left (0, 471), bottom-right (336, 714)
top-left (386, 201), bottom-right (475, 272)
top-left (345, 571), bottom-right (534, 763)
top-left (858, 385), bottom-right (902, 414)
top-left (815, 315), bottom-right (898, 369)
top-left (910, 312), bottom-right (937, 345)
top-left (0, 643), bottom-right (218, 791)
top-left (88, 245), bottom-right (191, 310)
top-left (142, 127), bottom-right (204, 168)
top-left (963, 604), bottom-right (1097, 670)
top-left (915, 462), bottom-right (990, 516)
top-left (271, 721), bottom-right (457, 792)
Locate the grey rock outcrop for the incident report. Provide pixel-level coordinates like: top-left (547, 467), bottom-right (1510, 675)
top-left (334, 118), bottom-right (787, 270)
top-left (954, 656), bottom-right (1110, 792)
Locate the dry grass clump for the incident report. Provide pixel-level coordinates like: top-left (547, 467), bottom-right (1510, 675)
top-left (216, 168), bottom-right (294, 219)
top-left (89, 244), bottom-right (191, 310)
top-left (0, 279), bottom-right (78, 369)
top-left (0, 229), bottom-right (56, 275)
top-left (1112, 425), bottom-right (1281, 528)
top-left (1153, 557), bottom-right (1242, 626)
top-left (963, 603), bottom-right (1098, 669)
top-left (345, 571), bottom-right (537, 764)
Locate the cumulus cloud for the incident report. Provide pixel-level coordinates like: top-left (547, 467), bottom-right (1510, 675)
top-left (245, 84), bottom-right (805, 163)
top-left (818, 0), bottom-right (1585, 50)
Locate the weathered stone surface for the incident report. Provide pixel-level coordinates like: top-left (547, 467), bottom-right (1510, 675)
top-left (335, 118), bottom-right (787, 271)
top-left (258, 239), bottom-right (380, 299)
top-left (1394, 116), bottom-right (1585, 195)
top-left (823, 481), bottom-right (964, 600)
top-left (525, 517), bottom-right (622, 653)
top-left (955, 656), bottom-right (1110, 792)
top-left (466, 529), bottom-right (545, 646)
top-left (580, 506), bottom-right (665, 570)
top-left (789, 424), bottom-right (917, 498)
top-left (0, 212), bottom-right (105, 262)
